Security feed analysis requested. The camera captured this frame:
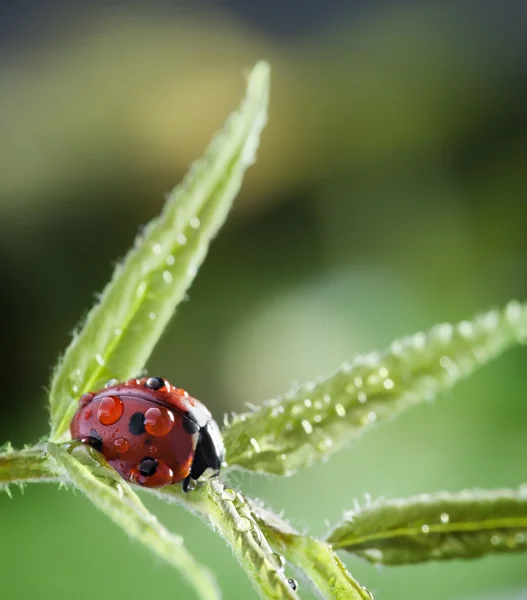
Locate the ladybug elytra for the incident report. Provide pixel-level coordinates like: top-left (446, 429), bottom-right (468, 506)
top-left (70, 376), bottom-right (225, 491)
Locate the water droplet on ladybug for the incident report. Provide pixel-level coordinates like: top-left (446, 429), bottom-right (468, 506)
top-left (131, 459), bottom-right (173, 488)
top-left (83, 409), bottom-right (93, 420)
top-left (80, 393), bottom-right (95, 407)
top-left (114, 438), bottom-right (130, 454)
top-left (97, 396), bottom-right (124, 425)
top-left (144, 406), bottom-right (175, 437)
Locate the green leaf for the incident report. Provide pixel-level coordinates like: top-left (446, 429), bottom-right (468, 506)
top-left (223, 301), bottom-right (527, 475)
top-left (49, 60), bottom-right (270, 441)
top-left (47, 442), bottom-right (220, 600)
top-left (250, 500), bottom-right (373, 600)
top-left (150, 483), bottom-right (299, 600)
top-left (327, 487), bottom-right (527, 565)
top-left (0, 445), bottom-right (56, 486)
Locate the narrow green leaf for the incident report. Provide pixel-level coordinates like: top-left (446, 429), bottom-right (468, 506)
top-left (327, 487), bottom-right (527, 565)
top-left (150, 483), bottom-right (299, 600)
top-left (47, 442), bottom-right (220, 600)
top-left (223, 301), bottom-right (527, 475)
top-left (250, 500), bottom-right (373, 600)
top-left (0, 445), bottom-right (57, 486)
top-left (49, 61), bottom-right (270, 441)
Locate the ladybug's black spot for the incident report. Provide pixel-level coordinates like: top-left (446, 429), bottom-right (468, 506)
top-left (287, 579), bottom-right (298, 591)
top-left (145, 377), bottom-right (165, 390)
top-left (84, 430), bottom-right (103, 452)
top-left (182, 414), bottom-right (200, 434)
top-left (138, 457), bottom-right (158, 477)
top-left (129, 412), bottom-right (146, 435)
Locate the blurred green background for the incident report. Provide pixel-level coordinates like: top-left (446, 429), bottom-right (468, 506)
top-left (1, 1), bottom-right (526, 598)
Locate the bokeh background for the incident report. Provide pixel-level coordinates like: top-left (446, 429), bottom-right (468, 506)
top-left (1, 1), bottom-right (527, 598)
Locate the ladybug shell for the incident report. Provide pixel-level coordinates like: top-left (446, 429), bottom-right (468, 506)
top-left (70, 377), bottom-right (206, 488)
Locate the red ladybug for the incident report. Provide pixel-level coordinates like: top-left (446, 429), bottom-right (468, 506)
top-left (70, 376), bottom-right (225, 491)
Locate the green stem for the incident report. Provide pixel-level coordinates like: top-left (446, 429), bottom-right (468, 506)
top-left (151, 482), bottom-right (298, 600)
top-left (0, 446), bottom-right (59, 485)
top-left (248, 500), bottom-right (373, 600)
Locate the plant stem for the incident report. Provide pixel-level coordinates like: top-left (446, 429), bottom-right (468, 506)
top-left (152, 482), bottom-right (298, 599)
top-left (0, 446), bottom-right (58, 485)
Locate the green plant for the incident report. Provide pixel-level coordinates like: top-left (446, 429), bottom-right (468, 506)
top-left (2, 60), bottom-right (527, 599)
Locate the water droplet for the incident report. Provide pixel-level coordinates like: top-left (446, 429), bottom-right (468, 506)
top-left (458, 321), bottom-right (473, 337)
top-left (136, 281), bottom-right (147, 297)
top-left (506, 300), bottom-right (522, 321)
top-left (148, 312), bottom-right (156, 320)
top-left (383, 379), bottom-right (394, 390)
top-left (354, 376), bottom-right (363, 387)
top-left (95, 353), bottom-right (105, 367)
top-left (280, 454), bottom-right (287, 460)
top-left (234, 493), bottom-right (246, 507)
top-left (335, 404), bottom-right (346, 418)
top-left (314, 400), bottom-right (324, 410)
top-left (268, 552), bottom-right (286, 571)
top-left (357, 392), bottom-right (367, 404)
top-left (144, 406), bottom-right (175, 437)
top-left (177, 233), bottom-right (187, 245)
top-left (440, 356), bottom-right (452, 369)
top-left (378, 367), bottom-right (389, 378)
top-left (97, 396), bottom-right (124, 425)
top-left (301, 420), bottom-right (313, 434)
top-left (114, 483), bottom-right (124, 498)
top-left (80, 392), bottom-right (94, 407)
top-left (440, 512), bottom-right (449, 524)
top-left (249, 438), bottom-right (261, 453)
top-left (285, 423), bottom-right (293, 431)
top-left (72, 385), bottom-right (79, 393)
top-left (114, 438), bottom-right (130, 453)
top-left (421, 524), bottom-right (430, 534)
top-left (367, 374), bottom-right (379, 385)
top-left (304, 399), bottom-right (312, 408)
top-left (152, 243), bottom-right (162, 255)
top-left (436, 323), bottom-right (453, 342)
top-left (491, 535), bottom-right (501, 546)
top-left (291, 405), bottom-right (303, 417)
top-left (114, 328), bottom-right (123, 336)
top-left (413, 332), bottom-right (426, 350)
top-left (236, 517), bottom-right (251, 532)
top-left (360, 585), bottom-right (374, 599)
top-left (313, 414), bottom-right (323, 423)
top-left (287, 578), bottom-right (298, 591)
top-left (162, 270), bottom-right (173, 285)
top-left (190, 216), bottom-right (200, 229)
top-left (482, 311), bottom-right (499, 329)
top-left (390, 340), bottom-right (404, 355)
top-left (359, 411), bottom-right (377, 425)
top-left (515, 532), bottom-right (525, 544)
top-left (166, 254), bottom-right (175, 266)
top-left (83, 409), bottom-right (93, 420)
top-left (221, 488), bottom-right (237, 502)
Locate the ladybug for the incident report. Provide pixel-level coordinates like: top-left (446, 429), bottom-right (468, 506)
top-left (70, 376), bottom-right (225, 491)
